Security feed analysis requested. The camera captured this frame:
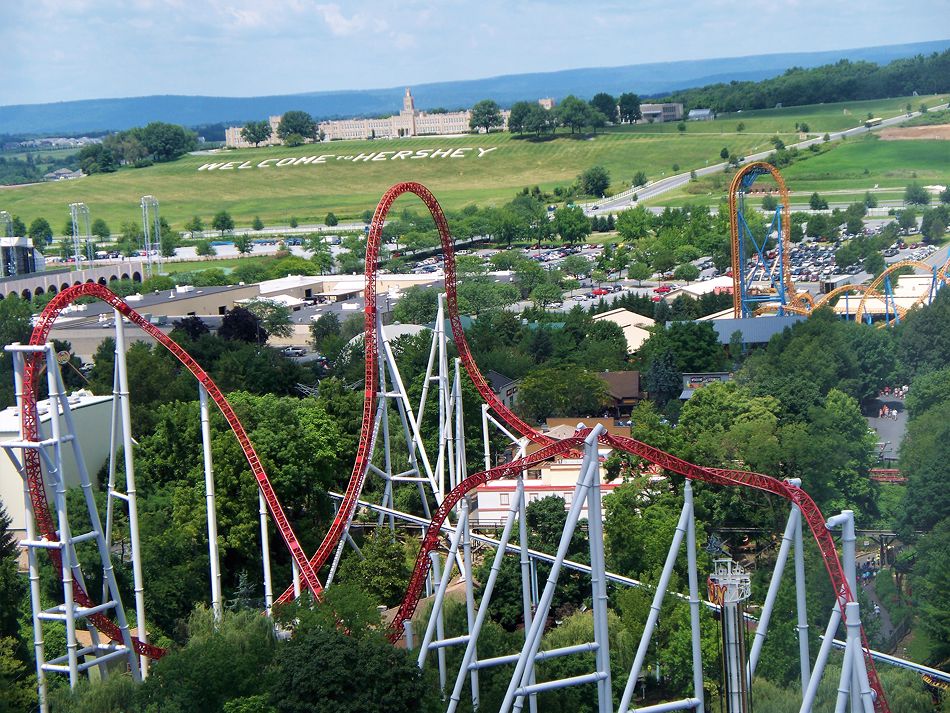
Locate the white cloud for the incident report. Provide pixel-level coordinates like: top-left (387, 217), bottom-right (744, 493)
top-left (315, 3), bottom-right (371, 36)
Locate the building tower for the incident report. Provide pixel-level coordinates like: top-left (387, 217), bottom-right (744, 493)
top-left (403, 87), bottom-right (415, 113)
top-left (708, 558), bottom-right (752, 713)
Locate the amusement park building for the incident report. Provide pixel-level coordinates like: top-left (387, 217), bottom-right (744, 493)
top-left (0, 392), bottom-right (113, 540)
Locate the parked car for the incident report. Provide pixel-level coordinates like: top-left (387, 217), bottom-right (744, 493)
top-left (282, 347), bottom-right (307, 357)
top-left (591, 287), bottom-right (610, 296)
top-left (653, 285), bottom-right (672, 294)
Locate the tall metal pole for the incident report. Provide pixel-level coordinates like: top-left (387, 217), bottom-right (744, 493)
top-left (517, 454), bottom-right (538, 713)
top-left (684, 481), bottom-right (705, 711)
top-left (114, 312), bottom-right (149, 675)
top-left (43, 347), bottom-right (79, 687)
top-left (10, 350), bottom-right (48, 712)
top-left (586, 435), bottom-right (612, 713)
top-left (199, 385), bottom-right (223, 620)
top-left (461, 498), bottom-right (480, 708)
top-left (259, 490), bottom-right (274, 613)
top-left (792, 498), bottom-right (811, 694)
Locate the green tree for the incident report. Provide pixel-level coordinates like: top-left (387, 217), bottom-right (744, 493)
top-left (736, 121), bottom-right (745, 132)
top-left (553, 205), bottom-right (591, 245)
top-left (644, 348), bottom-right (681, 407)
top-left (277, 110), bottom-right (317, 141)
top-left (0, 637), bottom-right (34, 713)
top-left (0, 294), bottom-right (33, 406)
top-left (219, 305), bottom-right (267, 343)
top-left (673, 263), bottom-right (700, 283)
top-left (555, 95), bottom-right (593, 134)
top-left (898, 401), bottom-right (950, 533)
top-left (469, 99), bottom-right (503, 133)
top-left (864, 191), bottom-right (879, 209)
top-left (251, 215), bottom-right (264, 231)
top-left (530, 282), bottom-right (563, 309)
top-left (579, 165), bottom-right (610, 197)
top-left (196, 239), bottom-right (216, 256)
top-left (761, 194), bottom-right (778, 211)
top-left (920, 206), bottom-right (948, 243)
top-left (393, 285), bottom-right (439, 325)
top-left (632, 170), bottom-right (648, 187)
top-left (911, 518), bottom-right (950, 665)
top-left (141, 121), bottom-right (197, 161)
top-left (270, 626), bottom-right (437, 713)
top-left (896, 208), bottom-right (917, 233)
top-left (589, 92), bottom-right (617, 122)
top-left (904, 182), bottom-right (931, 206)
top-left (337, 531), bottom-right (412, 606)
top-left (233, 233), bottom-right (253, 255)
top-left (863, 250), bottom-right (885, 277)
top-left (561, 254), bottom-right (593, 281)
top-left (642, 321), bottom-right (725, 373)
top-left (617, 92), bottom-right (641, 123)
top-left (90, 217), bottom-right (110, 239)
top-left (243, 298), bottom-right (293, 340)
top-left (506, 101), bottom-right (534, 134)
top-left (616, 205), bottom-right (653, 241)
top-left (28, 217), bottom-right (52, 243)
top-left (517, 365), bottom-right (609, 422)
top-left (241, 120), bottom-right (273, 147)
top-left (324, 212), bottom-right (338, 227)
top-left (809, 192), bottom-right (829, 210)
top-left (212, 210), bottom-right (235, 234)
top-left (628, 261), bottom-right (652, 285)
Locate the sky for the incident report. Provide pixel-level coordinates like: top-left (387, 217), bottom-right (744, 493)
top-left (2, 0), bottom-right (949, 106)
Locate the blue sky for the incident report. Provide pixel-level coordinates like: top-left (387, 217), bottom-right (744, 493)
top-left (2, 0), bottom-right (948, 105)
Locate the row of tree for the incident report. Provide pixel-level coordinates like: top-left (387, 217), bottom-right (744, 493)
top-left (664, 49), bottom-right (950, 113)
top-left (78, 121), bottom-right (198, 173)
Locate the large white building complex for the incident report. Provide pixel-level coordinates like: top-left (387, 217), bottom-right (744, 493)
top-left (224, 89), bottom-right (513, 148)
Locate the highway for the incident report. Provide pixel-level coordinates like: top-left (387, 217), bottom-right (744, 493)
top-left (584, 102), bottom-right (950, 215)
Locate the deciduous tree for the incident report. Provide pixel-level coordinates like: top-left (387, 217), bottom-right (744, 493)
top-left (469, 99), bottom-right (503, 134)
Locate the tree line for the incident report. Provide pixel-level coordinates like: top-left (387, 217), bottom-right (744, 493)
top-left (78, 121), bottom-right (198, 174)
top-left (663, 49), bottom-right (950, 113)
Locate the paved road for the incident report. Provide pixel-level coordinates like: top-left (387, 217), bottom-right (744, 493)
top-left (584, 103), bottom-right (949, 216)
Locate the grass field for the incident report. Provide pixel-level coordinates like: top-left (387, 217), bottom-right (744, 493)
top-left (1, 93), bottom-right (945, 232)
top-left (649, 133), bottom-right (950, 207)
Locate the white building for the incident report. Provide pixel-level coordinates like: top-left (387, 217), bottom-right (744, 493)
top-left (1, 236), bottom-right (45, 278)
top-left (224, 115), bottom-right (283, 149)
top-left (471, 420), bottom-right (632, 527)
top-left (592, 308), bottom-right (654, 352)
top-left (0, 392), bottom-right (113, 539)
top-left (639, 103), bottom-right (684, 123)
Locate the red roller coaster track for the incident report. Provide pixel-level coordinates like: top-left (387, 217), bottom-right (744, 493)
top-left (20, 182), bottom-right (888, 710)
top-left (21, 283), bottom-right (324, 659)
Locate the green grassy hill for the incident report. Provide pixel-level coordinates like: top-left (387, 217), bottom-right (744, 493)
top-left (1, 94), bottom-right (945, 232)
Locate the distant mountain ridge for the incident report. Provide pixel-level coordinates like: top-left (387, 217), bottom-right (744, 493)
top-left (3, 39), bottom-right (949, 136)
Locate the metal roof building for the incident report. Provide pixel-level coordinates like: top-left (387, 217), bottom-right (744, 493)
top-left (702, 315), bottom-right (806, 345)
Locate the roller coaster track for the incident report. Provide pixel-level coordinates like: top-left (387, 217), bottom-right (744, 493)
top-left (22, 283), bottom-right (324, 659)
top-left (290, 181), bottom-right (888, 711)
top-left (20, 183), bottom-right (890, 710)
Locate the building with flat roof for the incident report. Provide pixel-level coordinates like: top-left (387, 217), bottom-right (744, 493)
top-left (1, 391), bottom-right (113, 539)
top-left (592, 308), bottom-right (653, 353)
top-left (224, 116), bottom-right (282, 149)
top-left (1, 236), bottom-right (44, 279)
top-left (687, 108), bottom-right (715, 121)
top-left (640, 103), bottom-right (684, 123)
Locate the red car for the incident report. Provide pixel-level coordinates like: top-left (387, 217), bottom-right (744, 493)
top-left (591, 287), bottom-right (610, 296)
top-left (653, 285), bottom-right (672, 294)
top-left (651, 295), bottom-right (662, 302)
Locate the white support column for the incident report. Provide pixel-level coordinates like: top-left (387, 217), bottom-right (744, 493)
top-left (684, 481), bottom-right (705, 711)
top-left (586, 436), bottom-right (612, 713)
top-left (748, 505), bottom-right (800, 681)
top-left (259, 490), bottom-right (273, 614)
top-left (43, 348), bottom-right (79, 687)
top-left (517, 457), bottom-right (538, 713)
top-left (9, 350), bottom-right (48, 712)
top-left (198, 385), bottom-right (223, 620)
top-left (618, 497), bottom-right (692, 713)
top-left (499, 426), bottom-right (603, 713)
top-left (788, 479), bottom-right (811, 695)
top-left (101, 364), bottom-right (121, 604)
top-left (481, 403), bottom-right (491, 472)
top-left (114, 312), bottom-right (149, 675)
top-left (461, 498), bottom-right (480, 708)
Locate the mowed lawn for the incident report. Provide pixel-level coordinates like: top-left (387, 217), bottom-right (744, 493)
top-left (0, 131), bottom-right (788, 230)
top-left (2, 94), bottom-right (945, 231)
